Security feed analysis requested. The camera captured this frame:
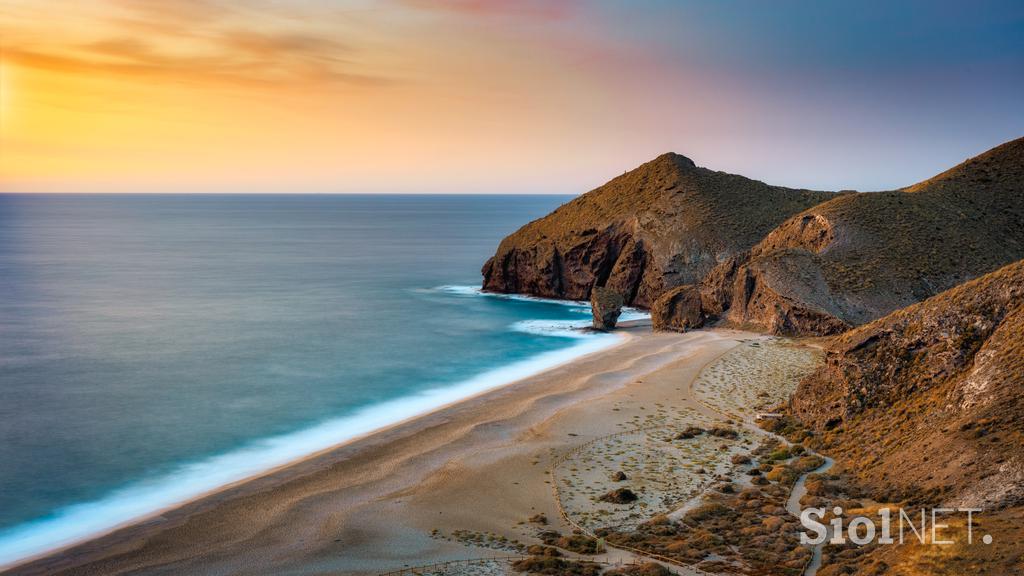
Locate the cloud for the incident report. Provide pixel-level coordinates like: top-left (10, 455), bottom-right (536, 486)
top-left (6, 36), bottom-right (383, 89)
top-left (3, 2), bottom-right (386, 89)
top-left (3, 45), bottom-right (249, 85)
top-left (399, 0), bottom-right (578, 20)
top-left (109, 0), bottom-right (235, 24)
top-left (220, 31), bottom-right (351, 61)
top-left (86, 37), bottom-right (156, 59)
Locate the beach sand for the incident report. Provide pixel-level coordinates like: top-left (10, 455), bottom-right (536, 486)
top-left (6, 324), bottom-right (763, 576)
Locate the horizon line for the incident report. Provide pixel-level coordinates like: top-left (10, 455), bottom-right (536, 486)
top-left (0, 191), bottom-right (581, 196)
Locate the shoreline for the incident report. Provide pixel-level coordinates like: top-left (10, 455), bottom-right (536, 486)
top-left (5, 323), bottom-right (753, 576)
top-left (0, 320), bottom-right (635, 572)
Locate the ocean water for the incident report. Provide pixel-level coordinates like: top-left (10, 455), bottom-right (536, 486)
top-left (0, 194), bottom-right (644, 566)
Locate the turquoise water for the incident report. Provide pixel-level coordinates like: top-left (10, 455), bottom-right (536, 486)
top-left (0, 194), bottom-right (641, 565)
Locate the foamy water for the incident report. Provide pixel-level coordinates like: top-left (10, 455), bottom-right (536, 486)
top-left (439, 285), bottom-right (650, 338)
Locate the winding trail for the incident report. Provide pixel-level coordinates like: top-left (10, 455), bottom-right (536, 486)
top-left (786, 456), bottom-right (834, 576)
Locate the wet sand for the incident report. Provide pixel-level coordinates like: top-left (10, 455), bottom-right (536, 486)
top-left (5, 324), bottom-right (756, 576)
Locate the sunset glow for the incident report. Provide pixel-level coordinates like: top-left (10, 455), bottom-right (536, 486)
top-left (1, 0), bottom-right (1022, 192)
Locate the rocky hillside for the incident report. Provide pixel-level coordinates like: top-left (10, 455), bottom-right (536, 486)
top-left (652, 137), bottom-right (1024, 335)
top-left (791, 259), bottom-right (1024, 509)
top-left (481, 153), bottom-right (837, 307)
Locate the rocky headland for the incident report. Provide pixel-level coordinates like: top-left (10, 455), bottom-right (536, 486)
top-left (481, 153), bottom-right (837, 308)
top-left (483, 138), bottom-right (1024, 338)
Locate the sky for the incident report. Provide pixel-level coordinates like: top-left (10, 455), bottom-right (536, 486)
top-left (1, 0), bottom-right (1022, 193)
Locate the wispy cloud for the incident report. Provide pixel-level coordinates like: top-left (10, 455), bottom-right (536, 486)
top-left (2, 0), bottom-right (387, 88)
top-left (221, 31), bottom-right (351, 61)
top-left (110, 0), bottom-right (235, 24)
top-left (399, 0), bottom-right (578, 20)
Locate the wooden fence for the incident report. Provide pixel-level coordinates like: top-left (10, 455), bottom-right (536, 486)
top-left (376, 554), bottom-right (658, 575)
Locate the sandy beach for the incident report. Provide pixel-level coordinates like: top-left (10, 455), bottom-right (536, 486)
top-left (5, 324), bottom-right (775, 576)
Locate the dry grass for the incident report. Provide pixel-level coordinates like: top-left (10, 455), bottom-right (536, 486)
top-left (785, 258), bottom-right (1024, 574)
top-left (791, 259), bottom-right (1024, 507)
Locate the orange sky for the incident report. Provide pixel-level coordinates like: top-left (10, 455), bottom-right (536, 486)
top-left (0, 0), bottom-right (647, 192)
top-left (2, 0), bottom-right (1022, 193)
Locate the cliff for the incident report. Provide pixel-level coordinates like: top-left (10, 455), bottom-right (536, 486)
top-left (653, 137), bottom-right (1024, 335)
top-left (481, 153), bottom-right (837, 307)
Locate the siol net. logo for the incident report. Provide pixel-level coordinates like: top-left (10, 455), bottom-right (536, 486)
top-left (800, 507), bottom-right (993, 546)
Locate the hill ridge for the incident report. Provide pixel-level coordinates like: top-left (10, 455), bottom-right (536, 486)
top-left (652, 136), bottom-right (1024, 334)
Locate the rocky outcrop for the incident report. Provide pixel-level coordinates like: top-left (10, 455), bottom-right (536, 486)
top-left (590, 286), bottom-right (624, 330)
top-left (719, 250), bottom-right (852, 335)
top-left (650, 285), bottom-right (705, 332)
top-left (652, 137), bottom-right (1024, 335)
top-left (481, 153), bottom-right (837, 308)
top-left (790, 259), bottom-right (1024, 508)
top-left (651, 249), bottom-right (851, 335)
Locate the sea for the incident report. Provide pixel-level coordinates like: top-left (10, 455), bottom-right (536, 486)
top-left (0, 194), bottom-right (645, 566)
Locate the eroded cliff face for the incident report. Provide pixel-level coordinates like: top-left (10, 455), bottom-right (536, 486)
top-left (482, 227), bottom-right (656, 305)
top-left (651, 249), bottom-right (851, 335)
top-left (790, 259), bottom-right (1024, 509)
top-left (481, 153), bottom-right (836, 308)
top-left (652, 136), bottom-right (1024, 335)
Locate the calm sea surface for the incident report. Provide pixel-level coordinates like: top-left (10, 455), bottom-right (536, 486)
top-left (0, 194), bottom-right (636, 564)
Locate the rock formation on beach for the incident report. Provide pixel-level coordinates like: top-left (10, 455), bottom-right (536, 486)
top-left (590, 286), bottom-right (624, 330)
top-left (653, 137), bottom-right (1024, 335)
top-left (481, 153), bottom-right (837, 308)
top-left (791, 258), bottom-right (1024, 509)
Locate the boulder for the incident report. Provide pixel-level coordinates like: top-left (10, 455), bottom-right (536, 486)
top-left (599, 487), bottom-right (639, 504)
top-left (591, 286), bottom-right (624, 330)
top-left (651, 284), bottom-right (707, 331)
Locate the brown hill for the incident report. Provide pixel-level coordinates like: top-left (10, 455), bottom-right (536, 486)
top-left (481, 153), bottom-right (837, 307)
top-left (790, 258), bottom-right (1024, 510)
top-left (653, 137), bottom-right (1024, 335)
